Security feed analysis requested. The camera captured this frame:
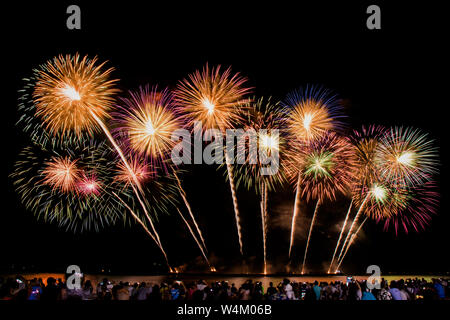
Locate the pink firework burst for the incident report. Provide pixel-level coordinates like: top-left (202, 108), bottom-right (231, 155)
top-left (381, 181), bottom-right (439, 234)
top-left (77, 171), bottom-right (102, 197)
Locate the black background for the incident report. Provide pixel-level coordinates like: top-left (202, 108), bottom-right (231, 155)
top-left (2, 1), bottom-right (449, 276)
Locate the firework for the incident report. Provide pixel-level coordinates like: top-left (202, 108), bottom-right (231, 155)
top-left (26, 54), bottom-right (147, 194)
top-left (350, 125), bottom-right (386, 186)
top-left (12, 137), bottom-right (176, 268)
top-left (32, 54), bottom-right (118, 137)
top-left (334, 181), bottom-right (405, 272)
top-left (357, 182), bottom-right (408, 220)
top-left (336, 182), bottom-right (439, 272)
top-left (301, 200), bottom-right (320, 274)
top-left (382, 181), bottom-right (439, 234)
top-left (288, 176), bottom-right (303, 258)
top-left (112, 191), bottom-right (172, 270)
top-left (335, 183), bottom-right (385, 270)
top-left (232, 97), bottom-right (286, 273)
top-left (173, 172), bottom-right (208, 253)
top-left (23, 55), bottom-right (175, 267)
top-left (113, 85), bottom-right (210, 259)
top-left (113, 85), bottom-right (212, 263)
top-left (282, 86), bottom-right (344, 142)
top-left (174, 64), bottom-right (250, 131)
top-left (42, 156), bottom-right (80, 193)
top-left (294, 132), bottom-right (355, 273)
top-left (113, 160), bottom-right (179, 235)
top-left (260, 181), bottom-right (268, 274)
top-left (233, 97), bottom-right (285, 193)
top-left (77, 171), bottom-right (102, 197)
top-left (114, 155), bottom-right (153, 187)
top-left (177, 208), bottom-right (212, 269)
top-left (327, 199), bottom-right (352, 274)
top-left (18, 73), bottom-right (92, 149)
top-left (175, 64), bottom-right (251, 256)
top-left (225, 161), bottom-right (244, 255)
top-left (283, 137), bottom-right (309, 257)
top-left (375, 127), bottom-right (438, 187)
top-left (328, 125), bottom-right (385, 272)
top-left (22, 54), bottom-right (146, 194)
top-left (334, 192), bottom-right (371, 271)
top-left (11, 141), bottom-right (127, 232)
top-left (334, 216), bottom-right (369, 272)
top-left (296, 132), bottom-right (355, 202)
top-left (282, 86), bottom-right (345, 258)
top-left (106, 144), bottom-right (179, 267)
top-left (113, 86), bottom-right (182, 169)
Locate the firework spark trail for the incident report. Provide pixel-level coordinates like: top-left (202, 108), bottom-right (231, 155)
top-left (301, 200), bottom-right (320, 274)
top-left (335, 216), bottom-right (369, 272)
top-left (225, 152), bottom-right (243, 255)
top-left (112, 192), bottom-right (172, 270)
top-left (259, 198), bottom-right (266, 274)
top-left (327, 199), bottom-right (352, 273)
top-left (91, 111), bottom-right (168, 256)
top-left (129, 182), bottom-right (165, 250)
top-left (175, 64), bottom-right (250, 257)
top-left (335, 193), bottom-right (370, 271)
top-left (260, 181), bottom-right (268, 274)
top-left (90, 111), bottom-right (143, 192)
top-left (176, 208), bottom-right (212, 268)
top-left (112, 192), bottom-right (157, 246)
top-left (92, 111), bottom-right (157, 231)
top-left (173, 170), bottom-right (207, 252)
top-left (289, 174), bottom-right (302, 258)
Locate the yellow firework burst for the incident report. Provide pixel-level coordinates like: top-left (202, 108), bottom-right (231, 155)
top-left (114, 87), bottom-right (181, 165)
top-left (32, 54), bottom-right (119, 137)
top-left (233, 97), bottom-right (286, 193)
top-left (41, 156), bottom-right (80, 193)
top-left (282, 86), bottom-right (344, 142)
top-left (375, 127), bottom-right (439, 187)
top-left (175, 64), bottom-right (251, 131)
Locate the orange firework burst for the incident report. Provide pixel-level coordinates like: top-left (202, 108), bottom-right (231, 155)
top-left (174, 64), bottom-right (251, 131)
top-left (113, 87), bottom-right (181, 167)
top-left (41, 156), bottom-right (80, 193)
top-left (115, 156), bottom-right (152, 187)
top-left (282, 86), bottom-right (344, 142)
top-left (32, 54), bottom-right (119, 137)
top-left (349, 125), bottom-right (386, 189)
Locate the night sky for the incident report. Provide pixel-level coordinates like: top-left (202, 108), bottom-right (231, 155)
top-left (2, 1), bottom-right (449, 275)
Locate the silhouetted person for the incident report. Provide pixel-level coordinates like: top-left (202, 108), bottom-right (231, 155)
top-left (41, 277), bottom-right (59, 300)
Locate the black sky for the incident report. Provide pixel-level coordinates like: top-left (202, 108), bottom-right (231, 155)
top-left (2, 1), bottom-right (449, 275)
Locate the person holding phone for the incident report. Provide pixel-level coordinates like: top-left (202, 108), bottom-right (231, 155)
top-left (28, 278), bottom-right (42, 300)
